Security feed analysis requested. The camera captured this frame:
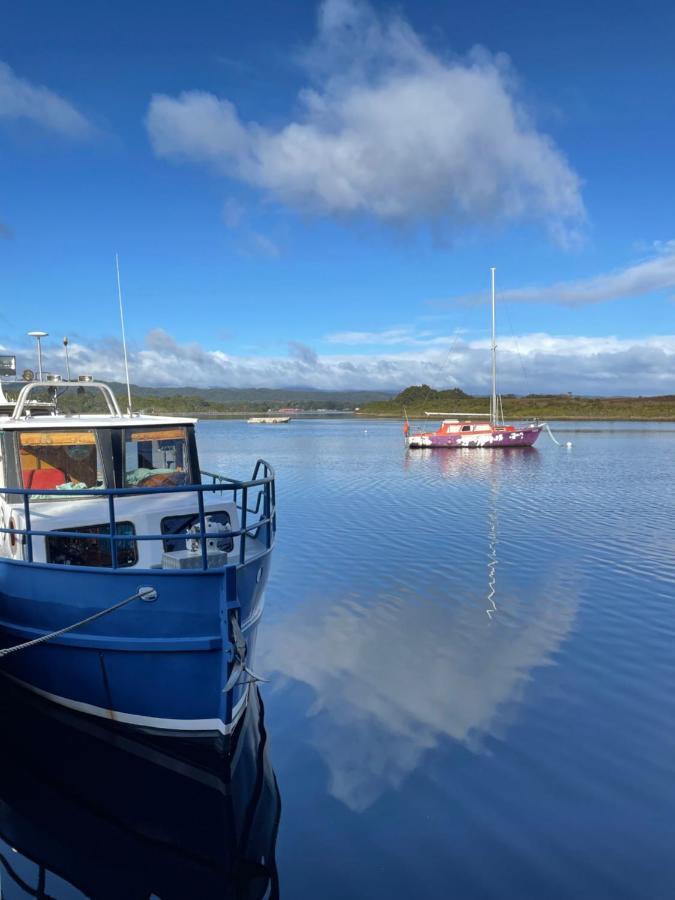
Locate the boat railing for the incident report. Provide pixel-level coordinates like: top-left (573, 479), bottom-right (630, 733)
top-left (0, 459), bottom-right (276, 572)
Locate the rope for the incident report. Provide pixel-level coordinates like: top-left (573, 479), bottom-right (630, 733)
top-left (0, 586), bottom-right (157, 658)
top-left (543, 422), bottom-right (562, 446)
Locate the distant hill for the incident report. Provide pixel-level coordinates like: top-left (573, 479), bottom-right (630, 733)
top-left (360, 385), bottom-right (675, 420)
top-left (3, 381), bottom-right (394, 415)
top-left (103, 383), bottom-right (393, 412)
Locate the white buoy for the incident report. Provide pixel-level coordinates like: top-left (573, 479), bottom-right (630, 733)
top-left (566, 441), bottom-right (573, 448)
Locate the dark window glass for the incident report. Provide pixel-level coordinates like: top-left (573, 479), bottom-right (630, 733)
top-left (46, 521), bottom-right (137, 568)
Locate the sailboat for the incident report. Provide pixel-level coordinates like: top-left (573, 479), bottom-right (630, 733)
top-left (405, 268), bottom-right (544, 449)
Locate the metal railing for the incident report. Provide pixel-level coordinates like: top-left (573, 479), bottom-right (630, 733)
top-left (0, 459), bottom-right (276, 572)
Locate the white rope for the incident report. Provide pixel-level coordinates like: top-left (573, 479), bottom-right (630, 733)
top-left (543, 422), bottom-right (562, 446)
top-left (0, 586), bottom-right (157, 658)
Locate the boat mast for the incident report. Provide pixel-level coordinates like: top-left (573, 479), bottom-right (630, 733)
top-left (490, 267), bottom-right (497, 427)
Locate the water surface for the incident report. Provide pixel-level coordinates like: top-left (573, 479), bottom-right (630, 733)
top-left (209, 417), bottom-right (675, 899)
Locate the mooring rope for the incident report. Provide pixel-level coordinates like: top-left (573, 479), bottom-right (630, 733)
top-left (543, 422), bottom-right (563, 446)
top-left (0, 586), bottom-right (157, 658)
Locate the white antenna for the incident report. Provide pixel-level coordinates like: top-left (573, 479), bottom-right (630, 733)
top-left (115, 254), bottom-right (133, 415)
top-left (28, 331), bottom-right (48, 381)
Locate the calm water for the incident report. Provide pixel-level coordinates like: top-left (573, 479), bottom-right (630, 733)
top-left (2, 418), bottom-right (675, 898)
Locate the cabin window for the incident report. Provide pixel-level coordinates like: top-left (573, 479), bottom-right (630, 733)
top-left (18, 429), bottom-right (105, 497)
top-left (160, 511), bottom-right (233, 553)
top-left (461, 425), bottom-right (472, 432)
top-left (123, 427), bottom-right (191, 487)
top-left (46, 521), bottom-right (137, 567)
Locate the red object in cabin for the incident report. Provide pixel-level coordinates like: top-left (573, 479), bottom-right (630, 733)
top-left (30, 469), bottom-right (66, 490)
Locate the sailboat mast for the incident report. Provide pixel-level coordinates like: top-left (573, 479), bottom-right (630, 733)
top-left (490, 267), bottom-right (497, 427)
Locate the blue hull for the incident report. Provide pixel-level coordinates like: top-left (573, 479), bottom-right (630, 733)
top-left (0, 552), bottom-right (271, 735)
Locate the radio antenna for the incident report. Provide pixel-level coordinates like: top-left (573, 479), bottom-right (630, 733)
top-left (115, 253), bottom-right (133, 415)
top-left (63, 336), bottom-right (71, 381)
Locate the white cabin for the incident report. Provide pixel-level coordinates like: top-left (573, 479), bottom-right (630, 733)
top-left (0, 380), bottom-right (241, 568)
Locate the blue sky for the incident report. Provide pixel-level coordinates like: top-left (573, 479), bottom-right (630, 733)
top-left (1, 0), bottom-right (674, 394)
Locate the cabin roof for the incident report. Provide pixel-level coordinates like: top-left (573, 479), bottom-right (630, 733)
top-left (0, 413), bottom-right (198, 431)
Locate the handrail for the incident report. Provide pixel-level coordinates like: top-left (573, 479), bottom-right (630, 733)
top-left (0, 459), bottom-right (276, 571)
top-left (10, 380), bottom-right (123, 419)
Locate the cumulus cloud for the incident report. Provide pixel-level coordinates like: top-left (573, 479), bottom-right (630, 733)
top-left (146, 0), bottom-right (584, 243)
top-left (452, 240), bottom-right (675, 307)
top-left (0, 60), bottom-right (93, 138)
top-left (18, 327), bottom-right (675, 396)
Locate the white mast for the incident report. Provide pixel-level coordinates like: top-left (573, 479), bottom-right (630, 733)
top-left (115, 254), bottom-right (133, 415)
top-left (490, 267), bottom-right (497, 427)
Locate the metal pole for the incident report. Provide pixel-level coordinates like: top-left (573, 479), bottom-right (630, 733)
top-left (28, 332), bottom-right (48, 382)
top-left (63, 336), bottom-right (71, 380)
top-left (23, 493), bottom-right (33, 563)
top-left (108, 494), bottom-right (118, 569)
top-left (197, 489), bottom-right (208, 570)
top-left (240, 486), bottom-right (248, 564)
top-left (490, 267), bottom-right (497, 427)
top-left (115, 254), bottom-right (133, 415)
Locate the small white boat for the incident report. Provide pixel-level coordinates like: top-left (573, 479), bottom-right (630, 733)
top-left (247, 416), bottom-right (291, 424)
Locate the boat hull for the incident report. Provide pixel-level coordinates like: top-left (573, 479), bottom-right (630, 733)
top-left (0, 552), bottom-right (271, 736)
top-left (407, 425), bottom-right (542, 449)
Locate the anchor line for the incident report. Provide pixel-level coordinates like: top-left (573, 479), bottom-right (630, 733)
top-left (0, 586), bottom-right (157, 658)
top-left (542, 422), bottom-right (562, 446)
top-left (223, 612), bottom-right (267, 692)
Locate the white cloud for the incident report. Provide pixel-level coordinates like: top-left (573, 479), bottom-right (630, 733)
top-left (146, 0), bottom-right (584, 243)
top-left (0, 60), bottom-right (93, 138)
top-left (326, 327), bottom-right (420, 345)
top-left (455, 240), bottom-right (675, 307)
top-left (23, 327), bottom-right (675, 396)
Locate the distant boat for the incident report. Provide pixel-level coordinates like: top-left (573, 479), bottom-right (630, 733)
top-left (405, 269), bottom-right (544, 449)
top-left (248, 416), bottom-right (291, 424)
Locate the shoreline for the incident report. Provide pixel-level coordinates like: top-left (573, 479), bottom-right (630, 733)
top-left (163, 410), bottom-right (675, 423)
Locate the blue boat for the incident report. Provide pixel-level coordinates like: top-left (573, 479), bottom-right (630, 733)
top-left (0, 375), bottom-right (276, 738)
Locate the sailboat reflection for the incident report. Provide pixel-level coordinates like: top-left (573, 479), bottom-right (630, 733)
top-left (486, 467), bottom-right (499, 620)
top-left (0, 681), bottom-right (280, 899)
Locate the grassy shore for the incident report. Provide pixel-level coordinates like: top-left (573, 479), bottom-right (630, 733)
top-left (358, 386), bottom-right (675, 421)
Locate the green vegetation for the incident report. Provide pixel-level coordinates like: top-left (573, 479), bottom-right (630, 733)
top-left (3, 382), bottom-right (393, 417)
top-left (360, 385), bottom-right (675, 420)
top-left (8, 381), bottom-right (675, 420)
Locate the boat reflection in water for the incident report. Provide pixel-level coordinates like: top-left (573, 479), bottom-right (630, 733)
top-left (0, 680), bottom-right (280, 899)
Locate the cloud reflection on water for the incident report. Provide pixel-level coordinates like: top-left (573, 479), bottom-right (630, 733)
top-left (260, 487), bottom-right (579, 811)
